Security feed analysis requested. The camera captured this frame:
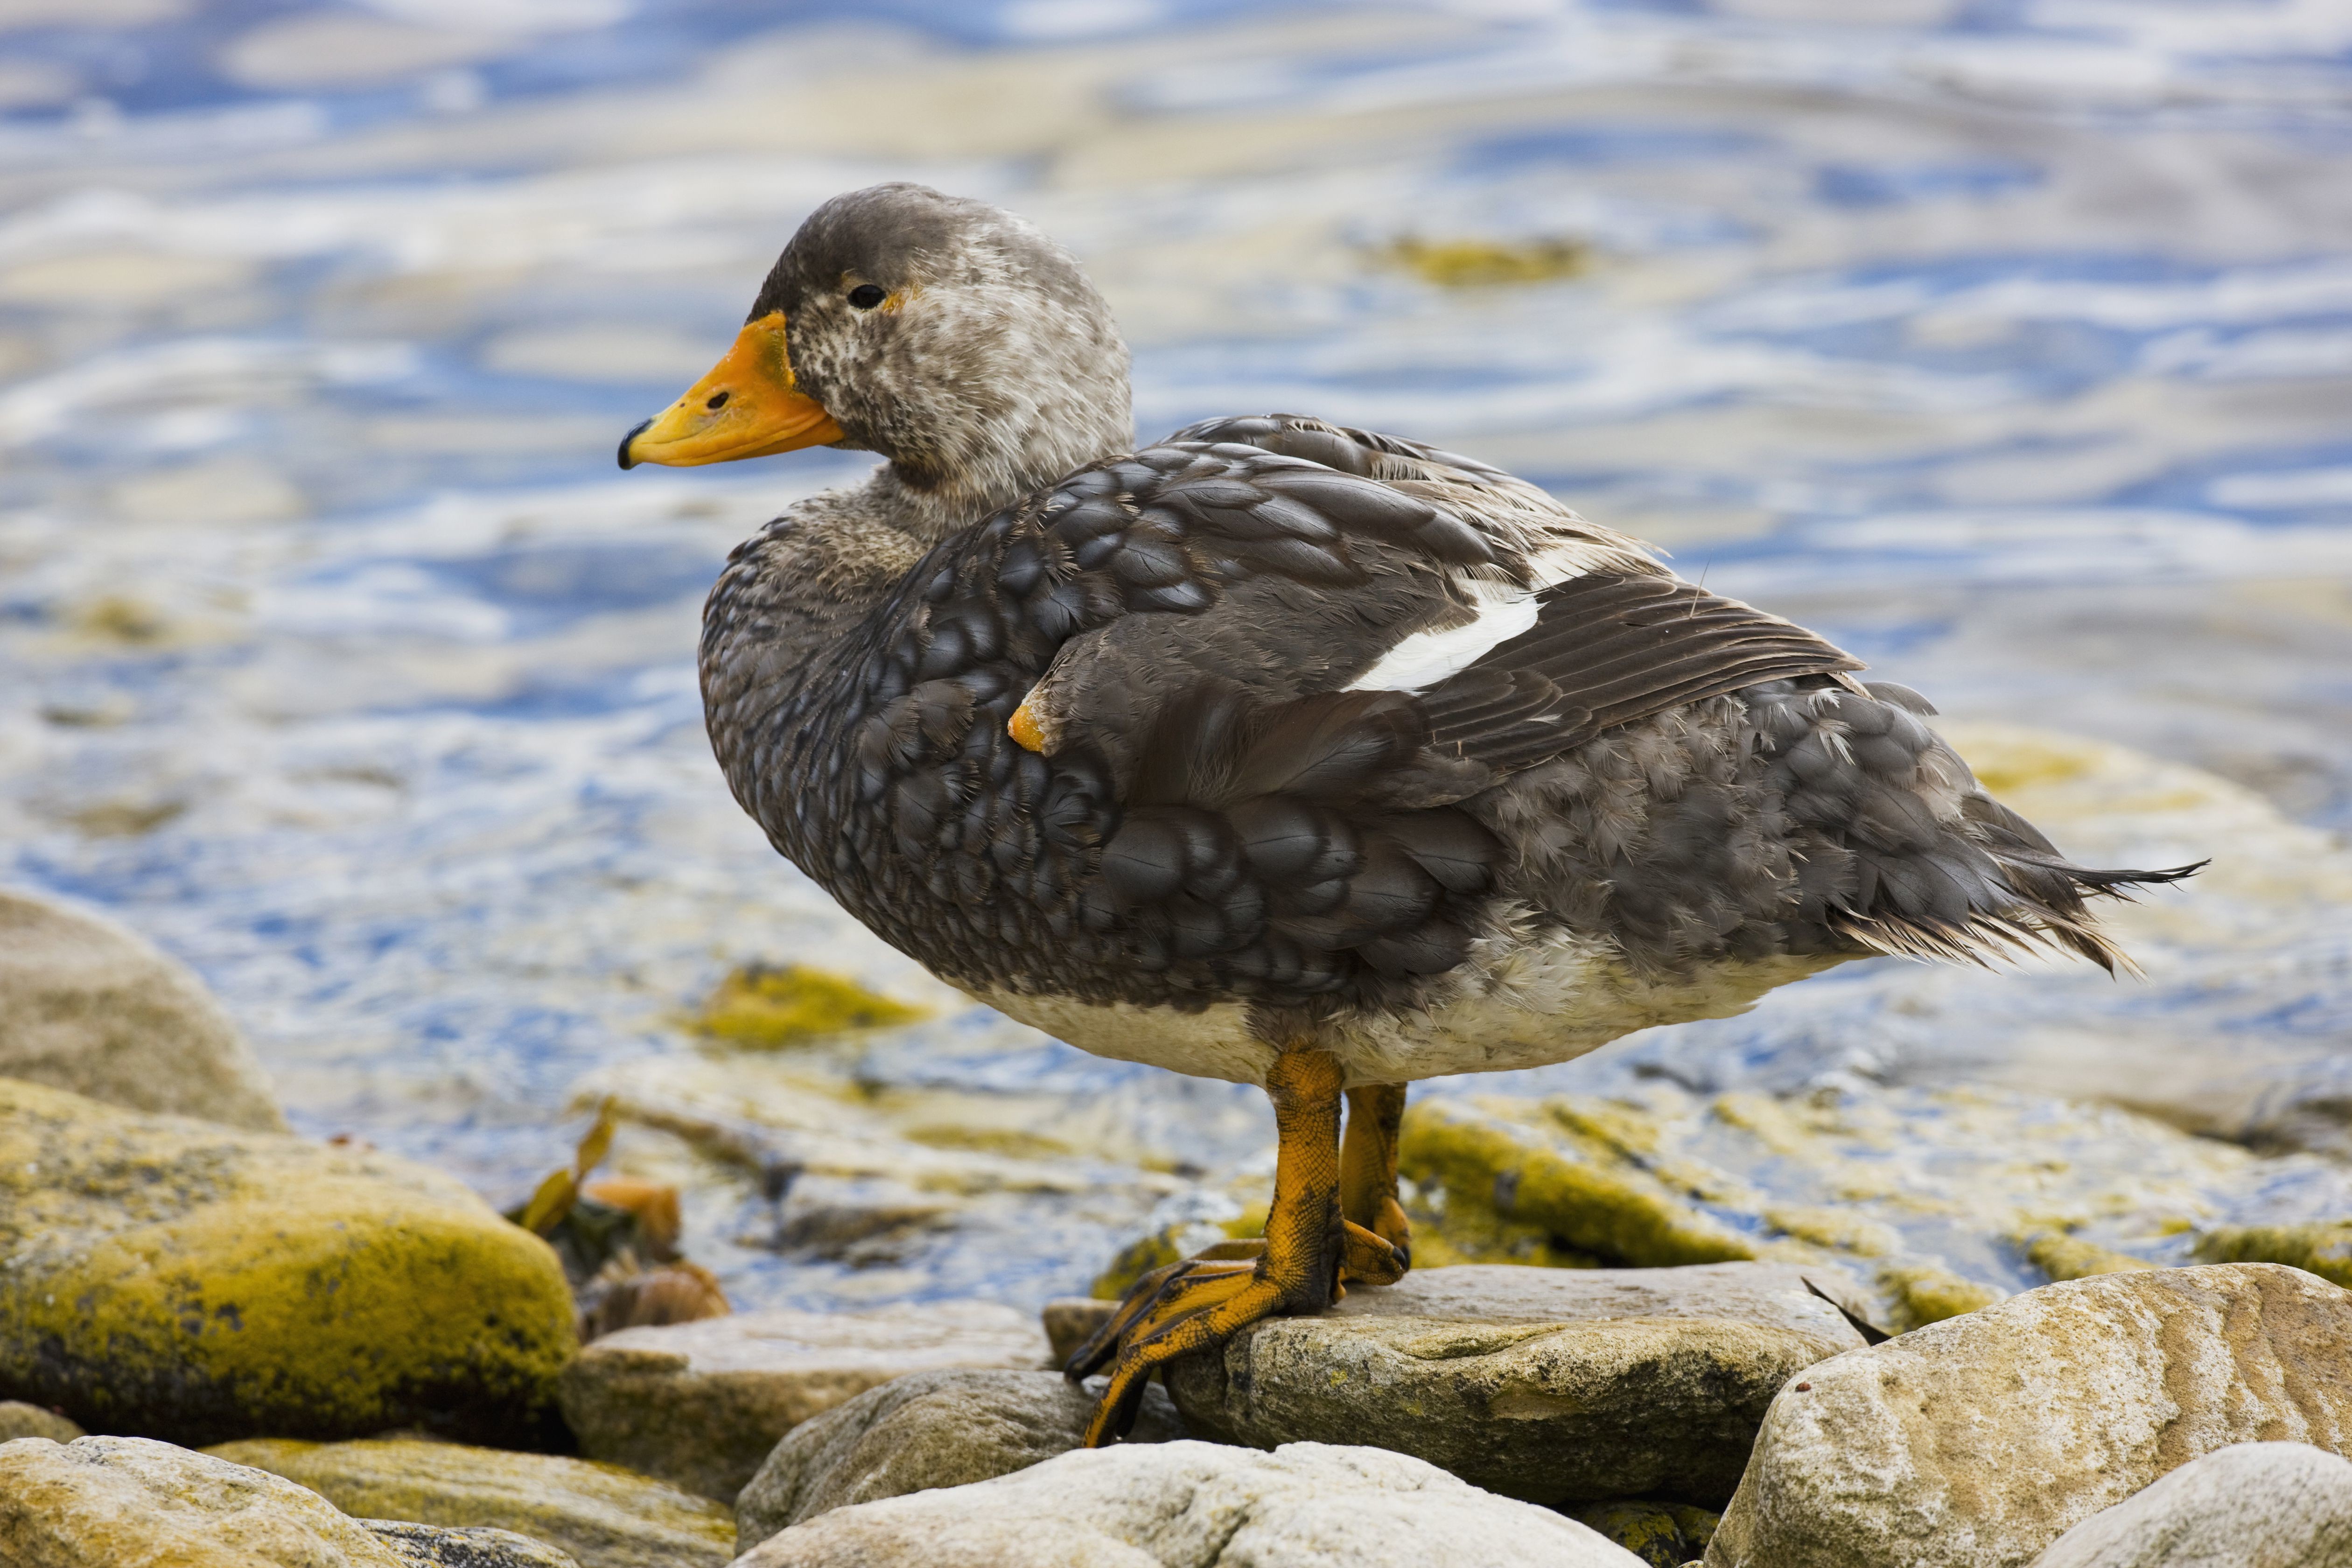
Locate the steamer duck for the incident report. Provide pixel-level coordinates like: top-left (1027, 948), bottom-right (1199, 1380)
top-left (619, 184), bottom-right (2197, 1445)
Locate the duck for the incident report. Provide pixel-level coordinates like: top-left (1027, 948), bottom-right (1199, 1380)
top-left (618, 182), bottom-right (2199, 1446)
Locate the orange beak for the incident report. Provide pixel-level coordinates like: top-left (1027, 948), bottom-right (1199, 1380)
top-left (617, 311), bottom-right (844, 469)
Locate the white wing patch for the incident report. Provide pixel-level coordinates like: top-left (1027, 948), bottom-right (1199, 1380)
top-left (1346, 580), bottom-right (1542, 693)
top-left (1345, 541), bottom-right (1594, 695)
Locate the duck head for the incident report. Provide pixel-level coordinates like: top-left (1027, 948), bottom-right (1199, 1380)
top-left (619, 183), bottom-right (1133, 531)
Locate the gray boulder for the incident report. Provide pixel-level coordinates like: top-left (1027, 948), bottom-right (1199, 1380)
top-left (1707, 1265), bottom-right (2352, 1568)
top-left (556, 1300), bottom-right (1050, 1502)
top-left (735, 1369), bottom-right (1185, 1548)
top-left (1166, 1262), bottom-right (1863, 1507)
top-left (2031, 1443), bottom-right (2352, 1568)
top-left (0, 887), bottom-right (284, 1132)
top-left (734, 1439), bottom-right (1647, 1567)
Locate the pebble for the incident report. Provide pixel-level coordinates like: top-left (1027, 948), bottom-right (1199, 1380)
top-left (735, 1368), bottom-right (1186, 1549)
top-left (1706, 1264), bottom-right (2352, 1568)
top-left (1166, 1262), bottom-right (1862, 1508)
top-left (734, 1439), bottom-right (1649, 1567)
top-left (0, 1078), bottom-right (576, 1447)
top-left (556, 1300), bottom-right (1049, 1503)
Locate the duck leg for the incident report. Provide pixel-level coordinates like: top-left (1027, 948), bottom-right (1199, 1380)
top-left (1340, 1082), bottom-right (1411, 1276)
top-left (1067, 1049), bottom-right (1407, 1446)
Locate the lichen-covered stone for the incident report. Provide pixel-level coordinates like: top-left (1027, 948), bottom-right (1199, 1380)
top-left (0, 887), bottom-right (285, 1131)
top-left (1706, 1265), bottom-right (2352, 1568)
top-left (735, 1369), bottom-right (1187, 1548)
top-left (0, 1434), bottom-right (408, 1567)
top-left (556, 1301), bottom-right (1048, 1503)
top-left (1166, 1263), bottom-right (1862, 1508)
top-left (2030, 1442), bottom-right (2352, 1568)
top-left (209, 1438), bottom-right (735, 1568)
top-left (0, 1402), bottom-right (84, 1443)
top-left (1572, 1501), bottom-right (1719, 1568)
top-left (0, 1078), bottom-right (575, 1447)
top-left (2195, 1223), bottom-right (2352, 1288)
top-left (735, 1440), bottom-right (1647, 1567)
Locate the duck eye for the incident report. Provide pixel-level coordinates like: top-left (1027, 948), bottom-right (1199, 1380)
top-left (847, 284), bottom-right (888, 310)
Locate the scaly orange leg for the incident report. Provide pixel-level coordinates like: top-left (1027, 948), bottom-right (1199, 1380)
top-left (1341, 1082), bottom-right (1411, 1275)
top-left (1065, 1050), bottom-right (1406, 1446)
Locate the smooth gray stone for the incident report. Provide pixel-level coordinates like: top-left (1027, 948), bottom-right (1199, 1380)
top-left (735, 1368), bottom-right (1185, 1549)
top-left (2030, 1443), bottom-right (2352, 1568)
top-left (734, 1440), bottom-right (1648, 1568)
top-left (0, 886), bottom-right (285, 1132)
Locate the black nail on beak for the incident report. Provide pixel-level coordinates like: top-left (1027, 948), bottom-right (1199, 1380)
top-left (616, 417), bottom-right (652, 471)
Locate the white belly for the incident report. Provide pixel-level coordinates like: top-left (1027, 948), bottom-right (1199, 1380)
top-left (972, 930), bottom-right (1846, 1089)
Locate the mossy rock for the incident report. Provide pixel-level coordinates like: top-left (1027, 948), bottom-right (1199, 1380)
top-left (0, 1078), bottom-right (576, 1447)
top-left (1400, 1097), bottom-right (1757, 1269)
top-left (2196, 1223), bottom-right (2352, 1288)
top-left (692, 965), bottom-right (924, 1049)
top-left (209, 1438), bottom-right (735, 1568)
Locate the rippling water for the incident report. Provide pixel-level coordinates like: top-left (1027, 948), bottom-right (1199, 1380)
top-left (4, 0), bottom-right (2351, 1311)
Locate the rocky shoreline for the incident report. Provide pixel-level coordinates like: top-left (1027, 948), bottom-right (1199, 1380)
top-left (10, 848), bottom-right (2352, 1567)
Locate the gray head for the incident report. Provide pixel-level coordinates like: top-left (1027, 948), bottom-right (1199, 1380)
top-left (620, 184), bottom-right (1133, 531)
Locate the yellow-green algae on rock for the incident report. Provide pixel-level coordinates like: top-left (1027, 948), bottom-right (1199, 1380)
top-left (209, 1437), bottom-right (736, 1568)
top-left (0, 1078), bottom-right (576, 1447)
top-left (691, 964), bottom-right (925, 1049)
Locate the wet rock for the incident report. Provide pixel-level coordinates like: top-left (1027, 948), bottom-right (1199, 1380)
top-left (734, 1439), bottom-right (1647, 1567)
top-left (1166, 1262), bottom-right (1863, 1508)
top-left (1041, 1296), bottom-right (1117, 1365)
top-left (0, 1402), bottom-right (84, 1443)
top-left (2194, 1223), bottom-right (2352, 1288)
top-left (362, 1520), bottom-right (581, 1568)
top-left (1400, 1076), bottom-right (2309, 1334)
top-left (0, 886), bottom-right (285, 1132)
top-left (1402, 1096), bottom-right (1757, 1271)
top-left (556, 1300), bottom-right (1049, 1503)
top-left (735, 1368), bottom-right (1187, 1547)
top-left (1706, 1264), bottom-right (2352, 1568)
top-left (0, 1434), bottom-right (408, 1567)
top-left (1572, 1501), bottom-right (1720, 1568)
top-left (2021, 1231), bottom-right (2157, 1283)
top-left (0, 1078), bottom-right (575, 1447)
top-left (209, 1437), bottom-right (734, 1568)
top-left (2030, 1442), bottom-right (2352, 1568)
